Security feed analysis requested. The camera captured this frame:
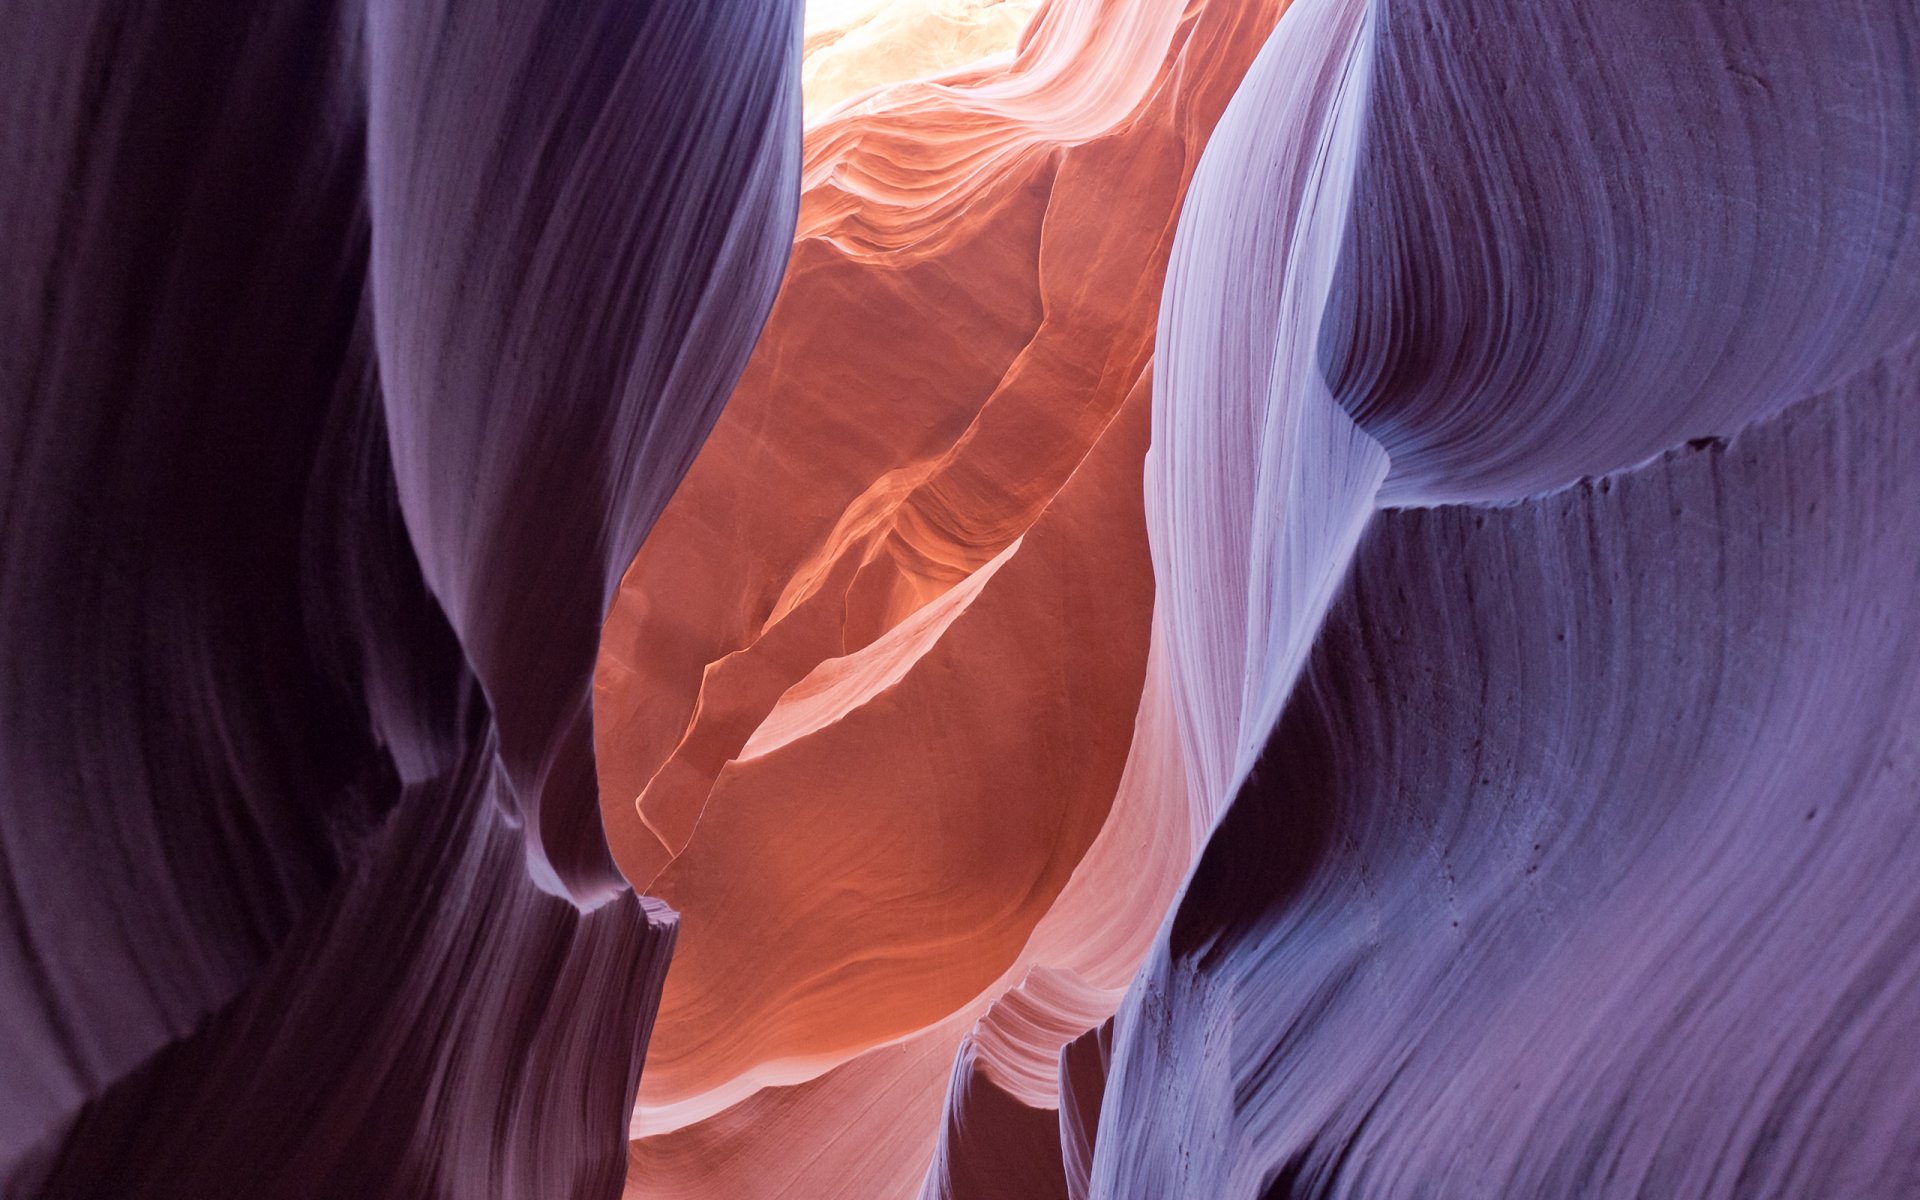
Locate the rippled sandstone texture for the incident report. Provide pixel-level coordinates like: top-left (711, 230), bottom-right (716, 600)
top-left (595, 0), bottom-right (1283, 1194)
top-left (0, 1), bottom-right (798, 1195)
top-left (802, 0), bottom-right (1042, 120)
top-left (6, 0), bottom-right (1916, 1195)
top-left (1105, 0), bottom-right (1920, 1196)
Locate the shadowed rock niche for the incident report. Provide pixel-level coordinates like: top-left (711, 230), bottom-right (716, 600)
top-left (602, 0), bottom-right (1920, 1195)
top-left (3, 1), bottom-right (796, 1196)
top-left (5, 0), bottom-right (1918, 1198)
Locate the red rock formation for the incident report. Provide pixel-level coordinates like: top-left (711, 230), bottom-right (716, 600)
top-left (595, 0), bottom-right (1285, 1193)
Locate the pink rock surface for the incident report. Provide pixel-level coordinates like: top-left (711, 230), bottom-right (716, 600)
top-left (12, 0), bottom-right (1917, 1194)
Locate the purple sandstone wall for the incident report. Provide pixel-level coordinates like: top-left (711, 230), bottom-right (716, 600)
top-left (0, 1), bottom-right (798, 1194)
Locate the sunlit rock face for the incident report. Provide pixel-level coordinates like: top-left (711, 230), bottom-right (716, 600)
top-left (7, 0), bottom-right (1916, 1195)
top-left (0, 0), bottom-right (797, 1195)
top-left (803, 0), bottom-right (1042, 120)
top-left (595, 0), bottom-right (1282, 1194)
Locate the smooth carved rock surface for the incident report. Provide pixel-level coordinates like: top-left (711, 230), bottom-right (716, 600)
top-left (598, 0), bottom-right (1285, 1194)
top-left (1321, 1), bottom-right (1920, 505)
top-left (0, 0), bottom-right (797, 1193)
top-left (802, 0), bottom-right (1043, 121)
top-left (1104, 341), bottom-right (1920, 1197)
top-left (1102, 0), bottom-right (1920, 1195)
top-left (7, 0), bottom-right (1917, 1195)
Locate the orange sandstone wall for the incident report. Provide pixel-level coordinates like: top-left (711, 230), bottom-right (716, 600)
top-left (593, 0), bottom-right (1285, 1194)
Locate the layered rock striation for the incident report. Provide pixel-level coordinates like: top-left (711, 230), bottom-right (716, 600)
top-left (7, 0), bottom-right (1916, 1196)
top-left (0, 0), bottom-right (799, 1194)
top-left (600, 0), bottom-right (1287, 1194)
top-left (1103, 0), bottom-right (1920, 1195)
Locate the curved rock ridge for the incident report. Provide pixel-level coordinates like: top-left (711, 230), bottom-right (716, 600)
top-left (618, 375), bottom-right (1155, 1123)
top-left (792, 0), bottom-right (1195, 255)
top-left (917, 978), bottom-right (1087, 1200)
top-left (31, 754), bottom-right (681, 1200)
top-left (627, 615), bottom-right (1191, 1198)
top-left (10, 0), bottom-right (1904, 1193)
top-left (0, 0), bottom-right (798, 1192)
top-left (604, 6), bottom-right (1292, 1192)
top-left (1104, 338), bottom-right (1920, 1197)
top-left (1099, 0), bottom-right (1920, 1194)
top-left (802, 0), bottom-right (1042, 122)
top-left (1322, 1), bottom-right (1920, 505)
top-left (1147, 0), bottom-right (1388, 828)
top-left (1056, 1019), bottom-right (1112, 1200)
